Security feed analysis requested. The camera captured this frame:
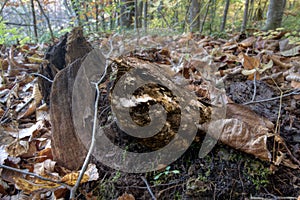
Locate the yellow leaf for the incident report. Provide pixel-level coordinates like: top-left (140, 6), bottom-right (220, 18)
top-left (61, 172), bottom-right (89, 186)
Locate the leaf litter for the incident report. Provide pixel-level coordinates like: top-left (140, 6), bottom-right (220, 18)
top-left (0, 30), bottom-right (299, 199)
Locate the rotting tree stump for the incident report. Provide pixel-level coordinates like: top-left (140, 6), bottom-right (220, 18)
top-left (40, 27), bottom-right (93, 170)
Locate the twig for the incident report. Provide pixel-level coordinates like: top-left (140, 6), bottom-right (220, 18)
top-left (69, 61), bottom-right (109, 199)
top-left (157, 184), bottom-right (183, 199)
top-left (31, 73), bottom-right (53, 83)
top-left (243, 89), bottom-right (300, 105)
top-left (141, 176), bottom-right (156, 200)
top-left (251, 71), bottom-right (257, 101)
top-left (0, 164), bottom-right (72, 189)
top-left (15, 97), bottom-right (34, 113)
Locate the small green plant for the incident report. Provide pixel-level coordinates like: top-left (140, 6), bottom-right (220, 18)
top-left (153, 166), bottom-right (180, 181)
top-left (112, 171), bottom-right (121, 182)
top-left (244, 161), bottom-right (270, 190)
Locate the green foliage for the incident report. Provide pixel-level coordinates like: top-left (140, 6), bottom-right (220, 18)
top-left (0, 18), bottom-right (30, 45)
top-left (253, 27), bottom-right (300, 45)
top-left (244, 160), bottom-right (270, 190)
top-left (153, 166), bottom-right (180, 182)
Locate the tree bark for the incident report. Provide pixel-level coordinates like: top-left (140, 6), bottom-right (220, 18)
top-left (143, 0), bottom-right (148, 32)
top-left (30, 0), bottom-right (38, 42)
top-left (189, 0), bottom-right (200, 32)
top-left (71, 0), bottom-right (82, 26)
top-left (120, 0), bottom-right (134, 28)
top-left (200, 0), bottom-right (210, 33)
top-left (35, 0), bottom-right (54, 42)
top-left (241, 0), bottom-right (249, 32)
top-left (263, 0), bottom-right (285, 30)
top-left (134, 0), bottom-right (138, 30)
top-left (0, 0), bottom-right (9, 15)
top-left (220, 0), bottom-right (230, 32)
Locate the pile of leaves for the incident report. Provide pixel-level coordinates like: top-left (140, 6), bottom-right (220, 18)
top-left (0, 29), bottom-right (299, 199)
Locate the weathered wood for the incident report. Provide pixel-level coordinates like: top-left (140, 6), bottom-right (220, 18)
top-left (50, 27), bottom-right (92, 170)
top-left (39, 33), bottom-right (67, 103)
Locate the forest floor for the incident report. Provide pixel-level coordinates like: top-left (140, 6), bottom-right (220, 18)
top-left (0, 29), bottom-right (299, 199)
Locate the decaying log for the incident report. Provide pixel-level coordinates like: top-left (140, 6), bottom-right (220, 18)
top-left (39, 33), bottom-right (67, 103)
top-left (49, 27), bottom-right (93, 170)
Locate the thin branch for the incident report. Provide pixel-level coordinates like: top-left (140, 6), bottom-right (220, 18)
top-left (35, 0), bottom-right (55, 42)
top-left (251, 71), bottom-right (257, 101)
top-left (0, 164), bottom-right (72, 190)
top-left (69, 61), bottom-right (110, 199)
top-left (243, 89), bottom-right (300, 105)
top-left (31, 72), bottom-right (54, 83)
top-left (0, 0), bottom-right (9, 15)
top-left (141, 176), bottom-right (156, 200)
top-left (4, 22), bottom-right (34, 27)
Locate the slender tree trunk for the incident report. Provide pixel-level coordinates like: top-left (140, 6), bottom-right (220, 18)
top-left (84, 3), bottom-right (91, 31)
top-left (95, 1), bottom-right (99, 31)
top-left (120, 0), bottom-right (134, 28)
top-left (263, 0), bottom-right (285, 30)
top-left (220, 0), bottom-right (230, 32)
top-left (209, 0), bottom-right (216, 34)
top-left (134, 0), bottom-right (138, 30)
top-left (189, 0), bottom-right (200, 32)
top-left (200, 0), bottom-right (210, 33)
top-left (0, 0), bottom-right (9, 15)
top-left (143, 0), bottom-right (148, 32)
top-left (248, 0), bottom-right (255, 22)
top-left (71, 0), bottom-right (81, 26)
top-left (35, 0), bottom-right (54, 42)
top-left (30, 0), bottom-right (38, 42)
top-left (241, 0), bottom-right (249, 32)
top-left (138, 1), bottom-right (143, 28)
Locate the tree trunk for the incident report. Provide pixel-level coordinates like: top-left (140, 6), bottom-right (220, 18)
top-left (220, 0), bottom-right (230, 32)
top-left (134, 0), bottom-right (138, 30)
top-left (71, 0), bottom-right (81, 26)
top-left (120, 0), bottom-right (134, 28)
top-left (138, 0), bottom-right (143, 28)
top-left (35, 0), bottom-right (54, 42)
top-left (200, 0), bottom-right (210, 33)
top-left (95, 2), bottom-right (99, 31)
top-left (189, 0), bottom-right (200, 32)
top-left (209, 0), bottom-right (216, 34)
top-left (30, 0), bottom-right (38, 42)
top-left (0, 0), bottom-right (9, 15)
top-left (241, 0), bottom-right (249, 32)
top-left (143, 0), bottom-right (148, 32)
top-left (263, 0), bottom-right (285, 30)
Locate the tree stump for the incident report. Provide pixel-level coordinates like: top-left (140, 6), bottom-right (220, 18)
top-left (48, 27), bottom-right (93, 170)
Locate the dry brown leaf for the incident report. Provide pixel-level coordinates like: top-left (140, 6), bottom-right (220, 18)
top-left (5, 140), bottom-right (29, 157)
top-left (14, 176), bottom-right (60, 194)
top-left (34, 159), bottom-right (56, 175)
top-left (242, 54), bottom-right (261, 80)
top-left (117, 192), bottom-right (136, 200)
top-left (199, 103), bottom-right (274, 161)
top-left (61, 172), bottom-right (89, 186)
top-left (6, 120), bottom-right (44, 139)
top-left (280, 46), bottom-right (300, 57)
top-left (239, 36), bottom-right (256, 47)
top-left (269, 55), bottom-right (293, 68)
top-left (36, 148), bottom-right (53, 163)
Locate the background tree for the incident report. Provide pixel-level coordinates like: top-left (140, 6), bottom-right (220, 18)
top-left (220, 0), bottom-right (230, 32)
top-left (120, 0), bottom-right (134, 28)
top-left (263, 0), bottom-right (285, 30)
top-left (189, 0), bottom-right (201, 32)
top-left (241, 0), bottom-right (250, 32)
